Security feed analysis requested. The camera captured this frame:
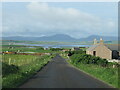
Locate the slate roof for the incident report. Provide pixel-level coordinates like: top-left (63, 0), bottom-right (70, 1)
top-left (87, 44), bottom-right (120, 51)
top-left (105, 44), bottom-right (119, 51)
top-left (86, 44), bottom-right (99, 51)
top-left (73, 47), bottom-right (81, 50)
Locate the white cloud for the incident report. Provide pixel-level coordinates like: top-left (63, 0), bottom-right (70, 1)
top-left (2, 2), bottom-right (117, 38)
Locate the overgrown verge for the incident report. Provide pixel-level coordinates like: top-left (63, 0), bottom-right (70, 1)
top-left (62, 50), bottom-right (119, 88)
top-left (2, 54), bottom-right (52, 88)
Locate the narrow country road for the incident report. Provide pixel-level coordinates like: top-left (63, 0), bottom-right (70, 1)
top-left (20, 54), bottom-right (113, 88)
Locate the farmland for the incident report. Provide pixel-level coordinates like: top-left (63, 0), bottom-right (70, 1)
top-left (1, 44), bottom-right (60, 88)
top-left (1, 41), bottom-right (119, 88)
top-left (2, 54), bottom-right (53, 88)
top-left (2, 45), bottom-right (63, 53)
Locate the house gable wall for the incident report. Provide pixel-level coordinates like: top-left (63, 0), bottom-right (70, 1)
top-left (87, 44), bottom-right (112, 59)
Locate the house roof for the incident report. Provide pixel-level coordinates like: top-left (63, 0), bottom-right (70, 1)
top-left (73, 47), bottom-right (81, 50)
top-left (105, 44), bottom-right (119, 51)
top-left (86, 44), bottom-right (99, 51)
top-left (87, 44), bottom-right (119, 51)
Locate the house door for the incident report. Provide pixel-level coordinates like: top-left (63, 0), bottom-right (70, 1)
top-left (112, 50), bottom-right (119, 59)
top-left (93, 51), bottom-right (96, 56)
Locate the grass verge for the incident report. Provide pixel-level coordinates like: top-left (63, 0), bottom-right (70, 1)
top-left (2, 54), bottom-right (52, 88)
top-left (67, 60), bottom-right (119, 88)
top-left (61, 54), bottom-right (119, 88)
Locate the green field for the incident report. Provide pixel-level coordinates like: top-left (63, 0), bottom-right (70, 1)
top-left (1, 44), bottom-right (62, 88)
top-left (2, 45), bottom-right (63, 53)
top-left (2, 54), bottom-right (53, 88)
top-left (1, 42), bottom-right (119, 88)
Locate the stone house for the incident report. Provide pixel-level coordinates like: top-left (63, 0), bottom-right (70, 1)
top-left (44, 47), bottom-right (50, 50)
top-left (71, 47), bottom-right (82, 51)
top-left (62, 49), bottom-right (70, 52)
top-left (86, 38), bottom-right (119, 60)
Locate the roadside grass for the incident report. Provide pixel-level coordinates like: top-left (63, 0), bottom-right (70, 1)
top-left (0, 75), bottom-right (2, 89)
top-left (2, 54), bottom-right (52, 88)
top-left (61, 54), bottom-right (119, 88)
top-left (67, 59), bottom-right (119, 88)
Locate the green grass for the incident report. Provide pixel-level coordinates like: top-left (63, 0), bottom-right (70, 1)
top-left (60, 53), bottom-right (119, 88)
top-left (60, 53), bottom-right (69, 60)
top-left (67, 60), bottom-right (119, 88)
top-left (0, 75), bottom-right (2, 89)
top-left (2, 45), bottom-right (63, 53)
top-left (2, 54), bottom-right (52, 88)
top-left (2, 46), bottom-right (41, 52)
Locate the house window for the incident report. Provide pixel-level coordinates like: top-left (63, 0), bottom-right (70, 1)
top-left (93, 51), bottom-right (96, 56)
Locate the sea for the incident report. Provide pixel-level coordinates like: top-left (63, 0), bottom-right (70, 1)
top-left (16, 43), bottom-right (91, 48)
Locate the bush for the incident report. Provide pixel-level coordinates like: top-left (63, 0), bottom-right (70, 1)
top-left (67, 50), bottom-right (85, 57)
top-left (36, 47), bottom-right (44, 50)
top-left (50, 48), bottom-right (63, 51)
top-left (68, 51), bottom-right (73, 56)
top-left (2, 63), bottom-right (19, 76)
top-left (71, 50), bottom-right (86, 54)
top-left (97, 59), bottom-right (108, 67)
top-left (70, 53), bottom-right (110, 67)
top-left (107, 62), bottom-right (120, 68)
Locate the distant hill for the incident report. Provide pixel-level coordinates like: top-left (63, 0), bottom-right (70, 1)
top-left (2, 34), bottom-right (77, 42)
top-left (2, 34), bottom-right (118, 42)
top-left (79, 35), bottom-right (118, 41)
top-left (35, 34), bottom-right (77, 42)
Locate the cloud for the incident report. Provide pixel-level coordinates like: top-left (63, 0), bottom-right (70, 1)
top-left (2, 2), bottom-right (117, 38)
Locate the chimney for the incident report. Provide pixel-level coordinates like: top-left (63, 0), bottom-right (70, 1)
top-left (100, 38), bottom-right (104, 44)
top-left (93, 38), bottom-right (97, 44)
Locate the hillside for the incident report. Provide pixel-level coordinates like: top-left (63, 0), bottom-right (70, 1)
top-left (2, 34), bottom-right (117, 42)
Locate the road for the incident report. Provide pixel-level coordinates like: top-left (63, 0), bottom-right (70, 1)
top-left (20, 54), bottom-right (113, 88)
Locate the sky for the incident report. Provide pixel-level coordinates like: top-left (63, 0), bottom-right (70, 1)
top-left (2, 2), bottom-right (118, 38)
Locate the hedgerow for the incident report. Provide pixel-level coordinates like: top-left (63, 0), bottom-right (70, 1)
top-left (68, 50), bottom-right (119, 68)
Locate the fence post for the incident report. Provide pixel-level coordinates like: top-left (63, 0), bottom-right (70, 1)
top-left (9, 58), bottom-right (11, 65)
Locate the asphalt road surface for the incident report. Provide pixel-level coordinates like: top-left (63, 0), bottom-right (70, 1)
top-left (20, 54), bottom-right (113, 88)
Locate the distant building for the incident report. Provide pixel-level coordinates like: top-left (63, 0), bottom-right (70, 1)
top-left (86, 38), bottom-right (119, 60)
top-left (71, 47), bottom-right (81, 51)
top-left (62, 49), bottom-right (69, 52)
top-left (44, 47), bottom-right (50, 50)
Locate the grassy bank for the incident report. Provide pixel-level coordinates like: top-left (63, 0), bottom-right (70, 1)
top-left (2, 54), bottom-right (52, 88)
top-left (68, 61), bottom-right (118, 88)
top-left (61, 51), bottom-right (119, 88)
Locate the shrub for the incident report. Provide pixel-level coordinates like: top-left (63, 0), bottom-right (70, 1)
top-left (50, 48), bottom-right (63, 51)
top-left (70, 53), bottom-right (111, 67)
top-left (68, 51), bottom-right (73, 56)
top-left (107, 62), bottom-right (120, 68)
top-left (97, 59), bottom-right (108, 67)
top-left (2, 63), bottom-right (19, 76)
top-left (36, 47), bottom-right (44, 50)
top-left (67, 50), bottom-right (85, 57)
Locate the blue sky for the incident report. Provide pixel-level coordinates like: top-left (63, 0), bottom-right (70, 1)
top-left (2, 2), bottom-right (118, 38)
